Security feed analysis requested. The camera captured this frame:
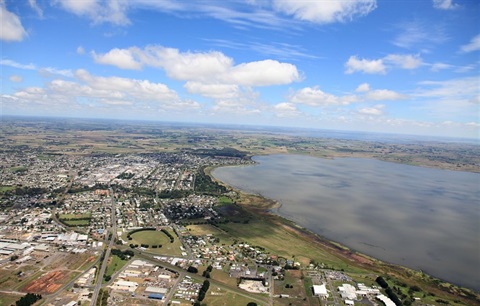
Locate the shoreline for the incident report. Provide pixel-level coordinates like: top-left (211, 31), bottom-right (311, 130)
top-left (207, 161), bottom-right (480, 303)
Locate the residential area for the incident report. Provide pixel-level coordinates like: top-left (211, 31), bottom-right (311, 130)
top-left (0, 150), bottom-right (446, 306)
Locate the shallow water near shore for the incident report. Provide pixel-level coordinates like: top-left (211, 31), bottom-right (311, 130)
top-left (212, 154), bottom-right (480, 290)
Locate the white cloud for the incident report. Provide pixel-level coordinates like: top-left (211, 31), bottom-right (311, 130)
top-left (345, 54), bottom-right (423, 74)
top-left (415, 77), bottom-right (479, 122)
top-left (355, 83), bottom-right (370, 92)
top-left (92, 45), bottom-right (301, 86)
top-left (184, 82), bottom-right (239, 99)
top-left (433, 0), bottom-right (458, 10)
top-left (353, 84), bottom-right (407, 101)
top-left (92, 48), bottom-right (142, 70)
top-left (52, 0), bottom-right (376, 28)
top-left (384, 54), bottom-right (423, 69)
top-left (227, 59), bottom-right (300, 86)
top-left (289, 86), bottom-right (357, 106)
top-left (430, 62), bottom-right (453, 72)
top-left (358, 104), bottom-right (385, 116)
top-left (39, 67), bottom-right (73, 77)
top-left (417, 77), bottom-right (479, 100)
top-left (273, 102), bottom-right (301, 117)
top-left (28, 0), bottom-right (43, 17)
top-left (345, 56), bottom-right (386, 74)
top-left (77, 46), bottom-right (85, 55)
top-left (3, 69), bottom-right (198, 114)
top-left (0, 59), bottom-right (35, 70)
top-left (53, 0), bottom-right (130, 25)
top-left (9, 75), bottom-right (22, 82)
top-left (365, 89), bottom-right (407, 101)
top-left (460, 34), bottom-right (480, 53)
top-left (466, 122), bottom-right (480, 127)
top-left (392, 20), bottom-right (448, 50)
top-left (272, 0), bottom-right (376, 24)
top-left (0, 1), bottom-right (27, 41)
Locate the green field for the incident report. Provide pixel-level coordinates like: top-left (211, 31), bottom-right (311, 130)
top-left (58, 213), bottom-right (91, 227)
top-left (129, 229), bottom-right (183, 256)
top-left (59, 213), bottom-right (91, 219)
top-left (0, 186), bottom-right (15, 193)
top-left (8, 166), bottom-right (28, 173)
top-left (203, 289), bottom-right (262, 306)
top-left (104, 255), bottom-right (128, 283)
top-left (0, 293), bottom-right (23, 306)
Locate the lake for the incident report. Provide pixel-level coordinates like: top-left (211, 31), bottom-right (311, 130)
top-left (212, 154), bottom-right (480, 290)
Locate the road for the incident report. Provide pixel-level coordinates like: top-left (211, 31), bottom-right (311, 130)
top-left (90, 187), bottom-right (117, 306)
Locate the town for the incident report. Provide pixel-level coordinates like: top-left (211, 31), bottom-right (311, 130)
top-left (1, 120), bottom-right (478, 306)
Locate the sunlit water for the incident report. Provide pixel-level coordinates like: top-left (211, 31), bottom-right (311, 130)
top-left (212, 154), bottom-right (480, 290)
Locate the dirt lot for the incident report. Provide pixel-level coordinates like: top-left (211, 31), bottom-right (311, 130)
top-left (22, 270), bottom-right (71, 294)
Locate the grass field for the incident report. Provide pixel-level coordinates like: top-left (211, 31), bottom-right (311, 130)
top-left (58, 213), bottom-right (92, 227)
top-left (0, 293), bottom-right (23, 306)
top-left (0, 186), bottom-right (15, 193)
top-left (59, 213), bottom-right (91, 219)
top-left (203, 287), bottom-right (263, 306)
top-left (104, 255), bottom-right (128, 283)
top-left (129, 229), bottom-right (183, 256)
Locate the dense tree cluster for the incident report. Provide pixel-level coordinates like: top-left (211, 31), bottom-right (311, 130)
top-left (161, 228), bottom-right (175, 243)
top-left (376, 276), bottom-right (402, 306)
top-left (194, 167), bottom-right (227, 195)
top-left (111, 248), bottom-right (134, 260)
top-left (15, 293), bottom-right (42, 306)
top-left (197, 279), bottom-right (210, 302)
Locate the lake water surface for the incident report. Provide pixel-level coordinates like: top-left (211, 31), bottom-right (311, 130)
top-left (212, 154), bottom-right (480, 290)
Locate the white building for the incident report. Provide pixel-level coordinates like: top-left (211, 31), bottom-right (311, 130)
top-left (313, 284), bottom-right (329, 298)
top-left (338, 283), bottom-right (357, 300)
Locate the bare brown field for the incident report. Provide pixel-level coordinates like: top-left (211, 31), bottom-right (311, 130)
top-left (21, 270), bottom-right (71, 294)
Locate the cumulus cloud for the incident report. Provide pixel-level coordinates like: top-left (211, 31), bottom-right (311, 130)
top-left (460, 34), bottom-right (480, 53)
top-left (92, 48), bottom-right (142, 70)
top-left (345, 54), bottom-right (423, 74)
top-left (2, 69), bottom-right (198, 114)
top-left (384, 54), bottom-right (423, 69)
top-left (358, 104), bottom-right (385, 116)
top-left (289, 86), bottom-right (357, 106)
top-left (9, 75), bottom-right (22, 82)
top-left (0, 1), bottom-right (27, 41)
top-left (92, 45), bottom-right (300, 113)
top-left (433, 0), bottom-right (458, 10)
top-left (92, 45), bottom-right (301, 86)
top-left (273, 102), bottom-right (301, 117)
top-left (227, 59), bottom-right (300, 86)
top-left (365, 89), bottom-right (407, 101)
top-left (272, 0), bottom-right (377, 24)
top-left (355, 83), bottom-right (370, 92)
top-left (345, 56), bottom-right (386, 74)
top-left (77, 46), bottom-right (86, 55)
top-left (184, 82), bottom-right (239, 99)
top-left (354, 83), bottom-right (407, 101)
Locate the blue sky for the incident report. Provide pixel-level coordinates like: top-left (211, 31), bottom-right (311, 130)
top-left (1, 0), bottom-right (479, 138)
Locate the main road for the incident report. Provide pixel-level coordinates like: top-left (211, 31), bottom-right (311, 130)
top-left (90, 187), bottom-right (117, 306)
